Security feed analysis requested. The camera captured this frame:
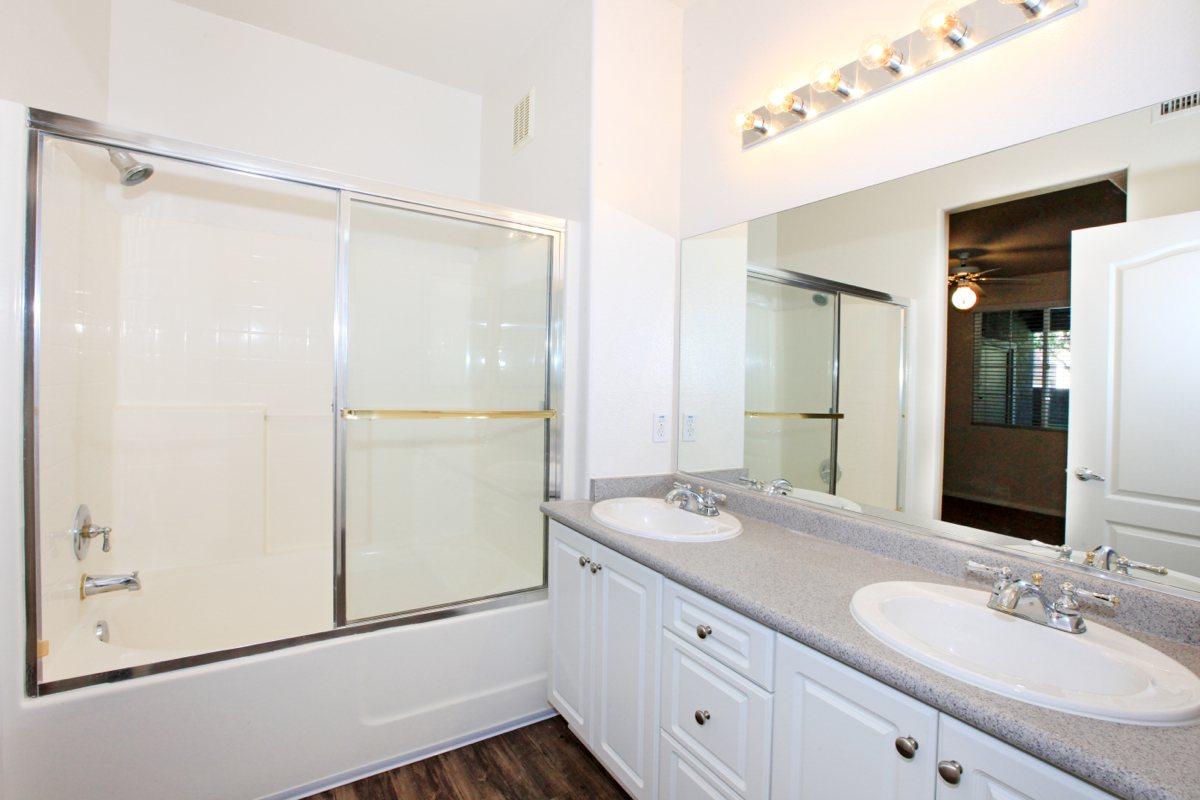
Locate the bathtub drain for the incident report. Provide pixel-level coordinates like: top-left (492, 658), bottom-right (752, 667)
top-left (94, 620), bottom-right (109, 643)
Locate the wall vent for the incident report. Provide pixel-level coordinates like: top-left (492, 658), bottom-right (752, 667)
top-left (1154, 91), bottom-right (1200, 123)
top-left (512, 89), bottom-right (535, 152)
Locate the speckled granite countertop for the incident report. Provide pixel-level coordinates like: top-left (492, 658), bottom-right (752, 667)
top-left (542, 498), bottom-right (1200, 800)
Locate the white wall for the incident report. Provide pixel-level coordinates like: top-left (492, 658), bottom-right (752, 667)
top-left (0, 0), bottom-right (111, 121)
top-left (586, 0), bottom-right (683, 480)
top-left (106, 0), bottom-right (482, 199)
top-left (680, 0), bottom-right (1200, 236)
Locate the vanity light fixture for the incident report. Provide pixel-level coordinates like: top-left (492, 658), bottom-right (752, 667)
top-left (921, 3), bottom-right (971, 48)
top-left (736, 0), bottom-right (1079, 148)
top-left (859, 35), bottom-right (906, 74)
top-left (734, 110), bottom-right (772, 135)
top-left (1000, 0), bottom-right (1046, 16)
top-left (812, 63), bottom-right (857, 99)
top-left (766, 88), bottom-right (812, 119)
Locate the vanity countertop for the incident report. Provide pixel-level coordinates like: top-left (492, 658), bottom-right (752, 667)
top-left (542, 498), bottom-right (1200, 800)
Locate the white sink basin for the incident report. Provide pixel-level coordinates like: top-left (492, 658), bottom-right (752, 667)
top-left (590, 497), bottom-right (742, 542)
top-left (851, 581), bottom-right (1200, 726)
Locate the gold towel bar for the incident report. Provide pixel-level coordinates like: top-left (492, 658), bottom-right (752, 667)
top-left (744, 411), bottom-right (844, 420)
top-left (340, 409), bottom-right (557, 421)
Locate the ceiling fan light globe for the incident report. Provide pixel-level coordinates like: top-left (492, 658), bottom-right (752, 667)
top-left (951, 283), bottom-right (979, 310)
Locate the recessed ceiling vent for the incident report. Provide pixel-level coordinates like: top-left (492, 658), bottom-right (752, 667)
top-left (1154, 91), bottom-right (1200, 123)
top-left (512, 89), bottom-right (535, 152)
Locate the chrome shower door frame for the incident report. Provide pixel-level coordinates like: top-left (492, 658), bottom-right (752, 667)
top-left (332, 191), bottom-right (565, 626)
top-left (732, 265), bottom-right (909, 507)
top-left (22, 109), bottom-right (565, 696)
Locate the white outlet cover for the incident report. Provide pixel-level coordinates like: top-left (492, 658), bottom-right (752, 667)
top-left (652, 412), bottom-right (668, 443)
top-left (682, 414), bottom-right (696, 442)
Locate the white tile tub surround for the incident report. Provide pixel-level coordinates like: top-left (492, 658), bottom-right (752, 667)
top-left (35, 136), bottom-right (338, 678)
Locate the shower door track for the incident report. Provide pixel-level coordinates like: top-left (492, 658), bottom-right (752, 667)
top-left (22, 109), bottom-right (566, 696)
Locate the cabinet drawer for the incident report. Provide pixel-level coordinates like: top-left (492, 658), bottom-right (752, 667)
top-left (662, 631), bottom-right (773, 799)
top-left (660, 731), bottom-right (741, 800)
top-left (663, 579), bottom-right (775, 690)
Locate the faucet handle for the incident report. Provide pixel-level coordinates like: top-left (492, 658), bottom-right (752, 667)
top-left (1057, 581), bottom-right (1119, 611)
top-left (1029, 539), bottom-right (1072, 558)
top-left (699, 487), bottom-right (726, 504)
top-left (967, 561), bottom-right (1012, 582)
top-left (1117, 555), bottom-right (1168, 575)
top-left (673, 481), bottom-right (693, 491)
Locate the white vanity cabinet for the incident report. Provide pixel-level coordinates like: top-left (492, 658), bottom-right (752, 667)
top-left (771, 636), bottom-right (938, 799)
top-left (548, 521), bottom-right (662, 800)
top-left (548, 520), bottom-right (1117, 800)
top-left (934, 716), bottom-right (1115, 800)
top-left (770, 637), bottom-right (1115, 800)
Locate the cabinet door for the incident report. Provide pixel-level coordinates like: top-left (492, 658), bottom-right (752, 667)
top-left (591, 541), bottom-right (663, 800)
top-left (771, 636), bottom-right (938, 800)
top-left (935, 717), bottom-right (1116, 800)
top-left (548, 522), bottom-right (594, 736)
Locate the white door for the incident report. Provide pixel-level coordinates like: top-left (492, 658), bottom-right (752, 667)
top-left (771, 636), bottom-right (937, 800)
top-left (935, 716), bottom-right (1115, 799)
top-left (1068, 212), bottom-right (1200, 574)
top-left (548, 522), bottom-right (594, 736)
top-left (591, 542), bottom-right (663, 800)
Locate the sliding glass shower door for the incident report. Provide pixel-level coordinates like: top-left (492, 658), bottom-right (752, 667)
top-left (338, 197), bottom-right (555, 622)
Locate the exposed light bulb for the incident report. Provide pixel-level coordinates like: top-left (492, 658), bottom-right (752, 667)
top-left (951, 283), bottom-right (979, 310)
top-left (812, 62), bottom-right (856, 99)
top-left (858, 35), bottom-right (905, 73)
top-left (1000, 0), bottom-right (1045, 16)
top-left (920, 3), bottom-right (970, 48)
top-left (766, 88), bottom-right (810, 118)
top-left (734, 110), bottom-right (769, 134)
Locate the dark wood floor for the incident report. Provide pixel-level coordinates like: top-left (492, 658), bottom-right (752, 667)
top-left (941, 495), bottom-right (1065, 543)
top-left (305, 716), bottom-right (629, 800)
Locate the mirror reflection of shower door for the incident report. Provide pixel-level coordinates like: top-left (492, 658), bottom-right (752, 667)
top-left (744, 275), bottom-right (837, 494)
top-left (339, 198), bottom-right (554, 623)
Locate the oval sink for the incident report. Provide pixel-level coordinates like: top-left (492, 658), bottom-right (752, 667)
top-left (851, 581), bottom-right (1200, 726)
top-left (590, 497), bottom-right (742, 542)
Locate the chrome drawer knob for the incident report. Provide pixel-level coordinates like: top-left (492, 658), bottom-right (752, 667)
top-left (578, 556), bottom-right (590, 568)
top-left (938, 760), bottom-right (963, 785)
top-left (694, 709), bottom-right (710, 725)
top-left (696, 624), bottom-right (712, 640)
top-left (894, 736), bottom-right (918, 759)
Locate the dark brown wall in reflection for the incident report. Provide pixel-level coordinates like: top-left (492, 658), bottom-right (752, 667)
top-left (941, 180), bottom-right (1126, 520)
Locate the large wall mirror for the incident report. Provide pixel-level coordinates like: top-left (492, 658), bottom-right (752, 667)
top-left (678, 99), bottom-right (1200, 597)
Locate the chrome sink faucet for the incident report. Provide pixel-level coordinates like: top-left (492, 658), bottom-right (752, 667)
top-left (665, 482), bottom-right (726, 517)
top-left (738, 476), bottom-right (793, 496)
top-left (967, 561), bottom-right (1118, 634)
top-left (1087, 545), bottom-right (1168, 576)
top-left (80, 572), bottom-right (141, 599)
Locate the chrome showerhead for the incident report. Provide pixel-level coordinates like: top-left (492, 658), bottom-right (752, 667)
top-left (107, 148), bottom-right (154, 186)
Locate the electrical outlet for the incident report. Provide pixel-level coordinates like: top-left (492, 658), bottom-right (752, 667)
top-left (652, 412), bottom-right (669, 443)
top-left (682, 413), bottom-right (696, 442)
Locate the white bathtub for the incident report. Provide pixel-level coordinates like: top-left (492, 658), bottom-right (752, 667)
top-left (42, 547), bottom-right (332, 683)
top-left (42, 538), bottom-right (543, 683)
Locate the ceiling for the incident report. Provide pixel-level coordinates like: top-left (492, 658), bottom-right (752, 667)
top-left (947, 180), bottom-right (1128, 277)
top-left (175, 0), bottom-right (571, 94)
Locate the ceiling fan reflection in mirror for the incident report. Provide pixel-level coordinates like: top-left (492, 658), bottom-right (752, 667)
top-left (946, 248), bottom-right (1033, 311)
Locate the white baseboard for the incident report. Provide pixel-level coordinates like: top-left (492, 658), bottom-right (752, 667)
top-left (263, 706), bottom-right (559, 800)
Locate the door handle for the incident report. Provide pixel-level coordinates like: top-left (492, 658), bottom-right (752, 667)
top-left (1073, 467), bottom-right (1106, 482)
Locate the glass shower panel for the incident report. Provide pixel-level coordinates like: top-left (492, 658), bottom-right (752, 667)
top-left (34, 137), bottom-right (338, 684)
top-left (743, 275), bottom-right (836, 493)
top-left (836, 295), bottom-right (906, 510)
top-left (342, 199), bottom-right (551, 622)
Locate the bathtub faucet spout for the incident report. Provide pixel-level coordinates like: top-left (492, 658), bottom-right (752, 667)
top-left (80, 571), bottom-right (141, 599)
